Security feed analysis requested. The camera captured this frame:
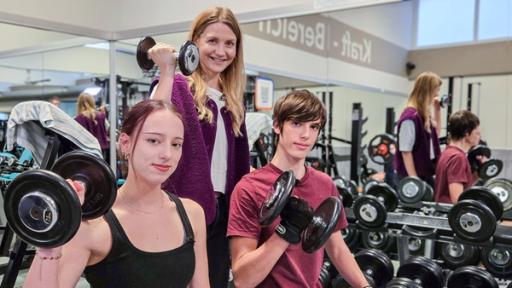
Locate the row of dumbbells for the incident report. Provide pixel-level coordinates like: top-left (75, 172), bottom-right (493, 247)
top-left (342, 227), bottom-right (512, 280)
top-left (335, 175), bottom-right (511, 243)
top-left (319, 248), bottom-right (508, 288)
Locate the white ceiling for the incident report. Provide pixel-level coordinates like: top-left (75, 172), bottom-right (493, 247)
top-left (0, 0), bottom-right (401, 39)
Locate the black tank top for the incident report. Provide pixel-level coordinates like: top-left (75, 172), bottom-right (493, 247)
top-left (84, 193), bottom-right (196, 288)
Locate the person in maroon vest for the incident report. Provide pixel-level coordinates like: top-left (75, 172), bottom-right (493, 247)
top-left (394, 72), bottom-right (442, 188)
top-left (149, 6), bottom-right (250, 287)
top-left (435, 110), bottom-right (481, 203)
top-left (74, 93), bottom-right (110, 161)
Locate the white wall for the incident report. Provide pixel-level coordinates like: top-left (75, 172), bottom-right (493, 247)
top-left (327, 1), bottom-right (414, 49)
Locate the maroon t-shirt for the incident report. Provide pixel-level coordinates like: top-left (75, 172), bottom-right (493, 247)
top-left (434, 145), bottom-right (474, 203)
top-left (228, 163), bottom-right (347, 288)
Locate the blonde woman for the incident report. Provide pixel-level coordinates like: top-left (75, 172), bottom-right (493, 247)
top-left (394, 71), bottom-right (442, 187)
top-left (149, 6), bottom-right (249, 287)
top-left (74, 93), bottom-right (109, 160)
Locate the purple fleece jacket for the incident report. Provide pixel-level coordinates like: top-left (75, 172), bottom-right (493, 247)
top-left (394, 107), bottom-right (441, 178)
top-left (150, 74), bottom-right (250, 224)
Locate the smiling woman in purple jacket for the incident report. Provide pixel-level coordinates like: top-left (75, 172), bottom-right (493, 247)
top-left (149, 6), bottom-right (250, 287)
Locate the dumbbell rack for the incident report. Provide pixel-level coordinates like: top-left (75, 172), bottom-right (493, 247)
top-left (0, 133), bottom-right (61, 288)
top-left (345, 202), bottom-right (512, 262)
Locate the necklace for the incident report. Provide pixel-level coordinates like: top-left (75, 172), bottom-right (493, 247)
top-left (120, 191), bottom-right (165, 215)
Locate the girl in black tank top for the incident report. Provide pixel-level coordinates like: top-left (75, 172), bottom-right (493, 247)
top-left (22, 100), bottom-right (210, 288)
top-left (84, 193), bottom-right (195, 288)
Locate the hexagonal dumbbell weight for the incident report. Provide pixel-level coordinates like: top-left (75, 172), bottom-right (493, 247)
top-left (448, 187), bottom-right (503, 242)
top-left (467, 144), bottom-right (503, 180)
top-left (259, 171), bottom-right (342, 253)
top-left (4, 151), bottom-right (116, 248)
top-left (397, 176), bottom-right (434, 203)
top-left (136, 36), bottom-right (199, 76)
top-left (353, 182), bottom-right (398, 228)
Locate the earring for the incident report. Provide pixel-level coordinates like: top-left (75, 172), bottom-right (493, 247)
top-left (124, 153), bottom-right (129, 160)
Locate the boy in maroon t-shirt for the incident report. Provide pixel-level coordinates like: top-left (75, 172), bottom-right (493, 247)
top-left (227, 90), bottom-right (369, 288)
top-left (435, 110), bottom-right (481, 203)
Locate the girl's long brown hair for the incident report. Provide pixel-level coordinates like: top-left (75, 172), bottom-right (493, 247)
top-left (407, 71), bottom-right (442, 131)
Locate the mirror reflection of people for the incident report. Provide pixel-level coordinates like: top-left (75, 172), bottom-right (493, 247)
top-left (74, 93), bottom-right (110, 162)
top-left (434, 110), bottom-right (481, 203)
top-left (149, 6), bottom-right (250, 287)
top-left (394, 72), bottom-right (442, 188)
top-left (24, 100), bottom-right (209, 288)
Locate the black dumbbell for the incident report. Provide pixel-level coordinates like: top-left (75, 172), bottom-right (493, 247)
top-left (136, 36), bottom-right (199, 76)
top-left (467, 144), bottom-right (503, 180)
top-left (484, 178), bottom-right (512, 211)
top-left (353, 183), bottom-right (398, 228)
top-left (397, 176), bottom-right (434, 203)
top-left (448, 187), bottom-right (503, 242)
top-left (333, 249), bottom-right (393, 288)
top-left (446, 266), bottom-right (498, 288)
top-left (439, 94), bottom-right (449, 108)
top-left (319, 260), bottom-right (339, 288)
top-left (361, 231), bottom-right (395, 254)
top-left (259, 171), bottom-right (342, 253)
top-left (440, 242), bottom-right (480, 270)
top-left (341, 227), bottom-right (360, 251)
top-left (385, 277), bottom-right (421, 288)
top-left (360, 167), bottom-right (378, 186)
top-left (4, 150), bottom-right (116, 248)
top-left (396, 256), bottom-right (444, 288)
top-left (363, 178), bottom-right (380, 194)
top-left (367, 133), bottom-right (396, 165)
top-left (481, 246), bottom-right (512, 279)
top-left (334, 177), bottom-right (357, 208)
